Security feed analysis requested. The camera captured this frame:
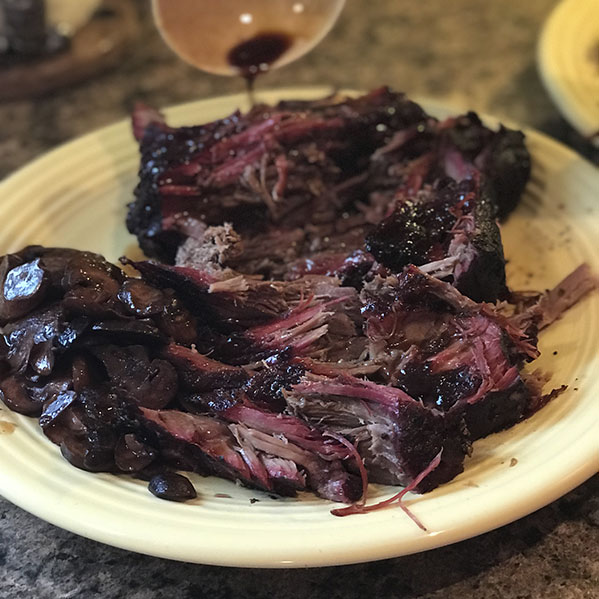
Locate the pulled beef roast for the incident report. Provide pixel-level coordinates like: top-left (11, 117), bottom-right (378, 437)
top-left (127, 88), bottom-right (530, 304)
top-left (0, 246), bottom-right (368, 503)
top-left (365, 177), bottom-right (508, 302)
top-left (360, 266), bottom-right (538, 439)
top-left (0, 92), bottom-right (594, 515)
top-left (128, 88), bottom-right (428, 264)
top-left (284, 371), bottom-right (469, 492)
top-left (0, 244), bottom-right (594, 511)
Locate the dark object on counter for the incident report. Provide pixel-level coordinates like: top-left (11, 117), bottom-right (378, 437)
top-left (0, 0), bottom-right (139, 101)
top-left (1, 0), bottom-right (64, 58)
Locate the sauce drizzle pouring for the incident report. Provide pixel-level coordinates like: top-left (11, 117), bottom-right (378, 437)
top-left (227, 32), bottom-right (293, 99)
top-left (151, 0), bottom-right (346, 98)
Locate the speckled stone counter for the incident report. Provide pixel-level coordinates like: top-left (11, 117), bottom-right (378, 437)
top-left (0, 1), bottom-right (597, 597)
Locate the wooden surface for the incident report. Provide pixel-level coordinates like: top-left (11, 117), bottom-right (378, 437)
top-left (0, 0), bottom-right (139, 101)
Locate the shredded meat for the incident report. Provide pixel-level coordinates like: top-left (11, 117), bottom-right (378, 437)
top-left (0, 89), bottom-right (594, 520)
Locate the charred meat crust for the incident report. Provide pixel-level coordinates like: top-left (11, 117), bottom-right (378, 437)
top-left (128, 89), bottom-right (529, 305)
top-left (365, 178), bottom-right (508, 302)
top-left (0, 245), bottom-right (591, 505)
top-left (1, 91), bottom-right (587, 511)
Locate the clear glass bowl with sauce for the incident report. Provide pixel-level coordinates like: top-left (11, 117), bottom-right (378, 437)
top-left (152, 0), bottom-right (345, 82)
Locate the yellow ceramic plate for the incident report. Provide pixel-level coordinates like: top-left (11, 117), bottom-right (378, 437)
top-left (0, 89), bottom-right (597, 567)
top-left (538, 0), bottom-right (599, 144)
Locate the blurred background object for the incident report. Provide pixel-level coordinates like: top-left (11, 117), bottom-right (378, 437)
top-left (538, 0), bottom-right (599, 147)
top-left (46, 0), bottom-right (102, 37)
top-left (0, 0), bottom-right (101, 55)
top-left (152, 0), bottom-right (345, 84)
top-left (0, 0), bottom-right (139, 101)
top-left (1, 0), bottom-right (59, 57)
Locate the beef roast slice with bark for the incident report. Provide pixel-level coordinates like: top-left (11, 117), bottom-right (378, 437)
top-left (129, 91), bottom-right (529, 294)
top-left (439, 114), bottom-right (530, 218)
top-left (473, 125), bottom-right (531, 219)
top-left (449, 181), bottom-right (507, 302)
top-left (137, 348), bottom-right (360, 501)
top-left (127, 258), bottom-right (365, 365)
top-left (162, 344), bottom-right (249, 392)
top-left (172, 365), bottom-right (352, 461)
top-left (135, 407), bottom-right (262, 487)
top-left (362, 266), bottom-right (535, 439)
top-left (365, 182), bottom-right (457, 270)
top-left (128, 104), bottom-right (246, 261)
top-left (128, 89), bottom-right (428, 262)
top-left (366, 178), bottom-right (507, 302)
top-left (368, 111), bottom-right (530, 219)
top-left (285, 373), bottom-right (469, 492)
top-left (136, 407), bottom-right (361, 502)
top-left (229, 421), bottom-right (361, 502)
top-left (123, 257), bottom-right (299, 331)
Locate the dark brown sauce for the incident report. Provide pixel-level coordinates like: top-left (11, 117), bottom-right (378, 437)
top-left (227, 32), bottom-right (293, 98)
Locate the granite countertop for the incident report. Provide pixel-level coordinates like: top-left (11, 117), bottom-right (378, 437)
top-left (0, 1), bottom-right (598, 597)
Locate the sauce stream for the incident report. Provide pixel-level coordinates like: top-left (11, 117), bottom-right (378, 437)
top-left (227, 32), bottom-right (293, 98)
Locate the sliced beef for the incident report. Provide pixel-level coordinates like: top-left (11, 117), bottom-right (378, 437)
top-left (136, 408), bottom-right (262, 489)
top-left (225, 226), bottom-right (306, 279)
top-left (173, 223), bottom-right (243, 276)
top-left (241, 360), bottom-right (304, 412)
top-left (361, 266), bottom-right (537, 439)
top-left (125, 257), bottom-right (365, 365)
top-left (473, 125), bottom-right (532, 218)
top-left (286, 249), bottom-right (378, 289)
top-left (512, 264), bottom-right (599, 331)
top-left (230, 422), bottom-right (361, 502)
top-left (366, 177), bottom-right (508, 302)
top-left (137, 407), bottom-right (360, 502)
top-left (368, 112), bottom-right (531, 219)
top-left (129, 91), bottom-right (529, 301)
top-left (127, 88), bottom-right (429, 263)
top-left (0, 241), bottom-right (593, 508)
top-left (163, 344), bottom-right (249, 391)
top-left (170, 362), bottom-right (352, 462)
top-left (285, 371), bottom-right (470, 492)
